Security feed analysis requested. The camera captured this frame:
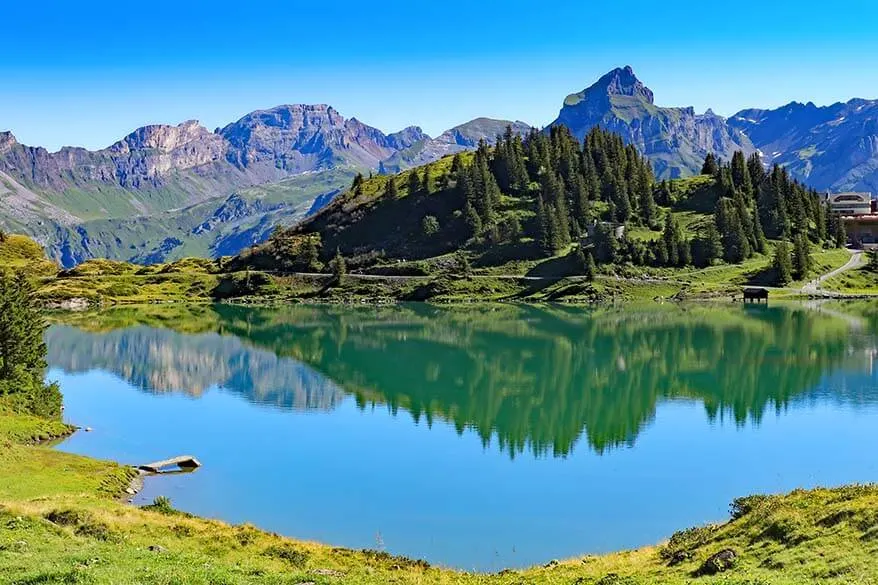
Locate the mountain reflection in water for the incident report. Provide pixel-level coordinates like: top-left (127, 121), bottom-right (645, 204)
top-left (47, 302), bottom-right (878, 457)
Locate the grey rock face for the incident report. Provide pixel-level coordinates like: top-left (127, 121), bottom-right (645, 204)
top-left (729, 99), bottom-right (878, 193)
top-left (219, 105), bottom-right (398, 177)
top-left (551, 66), bottom-right (754, 178)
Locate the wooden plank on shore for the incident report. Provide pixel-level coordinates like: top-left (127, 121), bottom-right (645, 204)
top-left (138, 456), bottom-right (201, 473)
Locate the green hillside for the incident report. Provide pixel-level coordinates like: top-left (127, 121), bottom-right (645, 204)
top-left (0, 233), bottom-right (58, 276)
top-left (237, 127), bottom-right (843, 294)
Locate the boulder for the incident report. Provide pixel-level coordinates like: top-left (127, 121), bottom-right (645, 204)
top-left (697, 548), bottom-right (737, 575)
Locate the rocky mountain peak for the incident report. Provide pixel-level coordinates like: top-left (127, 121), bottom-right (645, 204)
top-left (552, 67), bottom-right (753, 178)
top-left (0, 131), bottom-right (17, 153)
top-left (564, 66), bottom-right (654, 108)
top-left (111, 120), bottom-right (217, 154)
top-left (386, 126), bottom-right (429, 150)
top-left (226, 104), bottom-right (345, 133)
top-left (601, 66), bottom-right (654, 102)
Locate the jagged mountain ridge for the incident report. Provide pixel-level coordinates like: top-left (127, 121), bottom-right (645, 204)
top-left (4, 66), bottom-right (878, 266)
top-left (0, 106), bottom-right (529, 266)
top-left (549, 66), bottom-right (756, 178)
top-left (729, 99), bottom-right (878, 193)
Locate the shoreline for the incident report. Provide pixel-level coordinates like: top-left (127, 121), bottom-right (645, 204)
top-left (6, 388), bottom-right (878, 580)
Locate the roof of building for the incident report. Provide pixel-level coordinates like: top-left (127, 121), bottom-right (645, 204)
top-left (830, 192), bottom-right (872, 203)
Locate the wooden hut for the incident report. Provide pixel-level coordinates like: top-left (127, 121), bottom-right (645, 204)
top-left (742, 287), bottom-right (769, 303)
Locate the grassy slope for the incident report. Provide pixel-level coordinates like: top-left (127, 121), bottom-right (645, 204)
top-left (36, 258), bottom-right (221, 305)
top-left (0, 234), bottom-right (58, 276)
top-left (1, 410), bottom-right (877, 583)
top-left (822, 263), bottom-right (878, 295)
top-left (49, 168), bottom-right (356, 266)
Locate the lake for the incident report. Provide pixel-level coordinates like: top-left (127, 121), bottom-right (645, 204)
top-left (47, 302), bottom-right (878, 571)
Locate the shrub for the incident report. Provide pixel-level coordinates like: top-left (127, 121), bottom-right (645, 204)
top-left (144, 496), bottom-right (174, 515)
top-left (361, 549), bottom-right (430, 570)
top-left (660, 524), bottom-right (719, 562)
top-left (263, 543), bottom-right (310, 567)
top-left (45, 509), bottom-right (115, 541)
top-left (212, 271), bottom-right (275, 299)
top-left (45, 509), bottom-right (90, 527)
top-left (143, 496), bottom-right (192, 518)
top-left (730, 494), bottom-right (771, 520)
top-left (422, 215), bottom-right (440, 236)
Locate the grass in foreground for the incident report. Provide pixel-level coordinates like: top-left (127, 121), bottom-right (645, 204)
top-left (1, 411), bottom-right (878, 584)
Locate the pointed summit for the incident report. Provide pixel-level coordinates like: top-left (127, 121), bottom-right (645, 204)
top-left (564, 66), bottom-right (654, 108)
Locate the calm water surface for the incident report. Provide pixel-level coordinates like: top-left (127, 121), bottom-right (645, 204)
top-left (48, 302), bottom-right (878, 571)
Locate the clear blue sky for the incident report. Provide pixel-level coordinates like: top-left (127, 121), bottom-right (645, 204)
top-left (4, 0), bottom-right (878, 151)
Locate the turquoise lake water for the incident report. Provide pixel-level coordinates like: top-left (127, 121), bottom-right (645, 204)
top-left (48, 302), bottom-right (878, 571)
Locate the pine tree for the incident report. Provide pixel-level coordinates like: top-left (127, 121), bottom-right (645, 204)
top-left (0, 271), bottom-right (59, 418)
top-left (463, 202), bottom-right (482, 238)
top-left (584, 250), bottom-right (596, 280)
top-left (592, 222), bottom-right (618, 263)
top-left (0, 272), bottom-right (47, 379)
top-left (730, 151), bottom-right (753, 200)
top-left (815, 201), bottom-right (827, 242)
top-left (693, 223), bottom-right (723, 267)
top-left (332, 248), bottom-right (347, 284)
top-left (422, 164), bottom-right (433, 194)
top-left (570, 173), bottom-right (590, 227)
top-left (662, 214), bottom-right (679, 266)
top-left (773, 241), bottom-right (793, 285)
top-left (715, 198), bottom-right (750, 263)
top-left (383, 177), bottom-right (399, 199)
top-left (407, 167), bottom-right (422, 195)
top-left (298, 236), bottom-right (321, 272)
top-left (752, 204), bottom-right (768, 254)
top-left (701, 153), bottom-right (719, 176)
top-left (655, 238), bottom-right (669, 266)
top-left (611, 178), bottom-right (632, 223)
top-left (450, 154), bottom-right (464, 178)
top-left (792, 233), bottom-right (812, 280)
top-left (639, 180), bottom-right (659, 228)
top-left (833, 213), bottom-right (847, 248)
top-left (546, 204), bottom-right (563, 252)
top-left (536, 197), bottom-right (551, 254)
top-left (655, 180), bottom-right (673, 206)
top-left (554, 200), bottom-right (571, 249)
top-left (747, 152), bottom-right (765, 190)
top-left (502, 215), bottom-right (522, 243)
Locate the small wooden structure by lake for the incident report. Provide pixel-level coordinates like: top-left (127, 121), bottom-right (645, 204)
top-left (742, 287), bottom-right (769, 303)
top-left (138, 456), bottom-right (201, 474)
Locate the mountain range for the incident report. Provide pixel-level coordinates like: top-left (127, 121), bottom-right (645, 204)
top-left (1, 66), bottom-right (876, 266)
